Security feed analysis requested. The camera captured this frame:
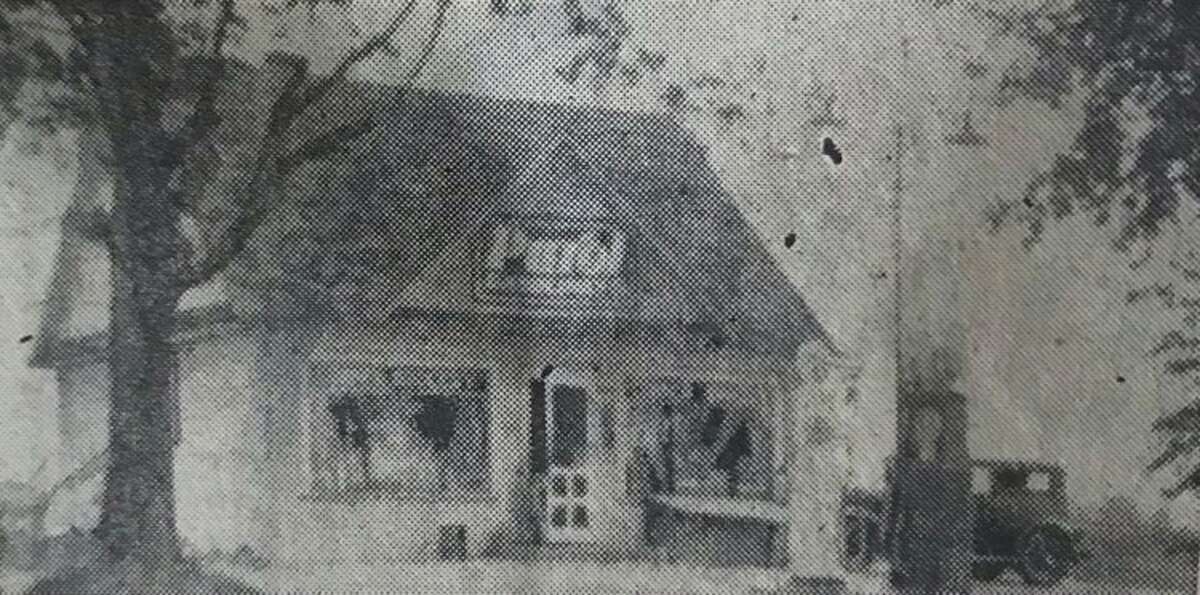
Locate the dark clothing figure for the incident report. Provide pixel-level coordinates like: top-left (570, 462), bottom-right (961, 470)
top-left (628, 449), bottom-right (660, 546)
top-left (528, 376), bottom-right (549, 476)
top-left (328, 394), bottom-right (372, 486)
top-left (716, 421), bottom-right (753, 497)
top-left (656, 403), bottom-right (677, 494)
top-left (890, 461), bottom-right (974, 594)
top-left (525, 367), bottom-right (553, 544)
top-left (658, 443), bottom-right (675, 495)
top-left (414, 395), bottom-right (457, 492)
top-left (700, 406), bottom-right (726, 448)
top-left (414, 395), bottom-right (457, 452)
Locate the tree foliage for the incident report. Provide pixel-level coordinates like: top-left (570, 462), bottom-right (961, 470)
top-left (988, 0), bottom-right (1199, 244)
top-left (987, 0), bottom-right (1200, 496)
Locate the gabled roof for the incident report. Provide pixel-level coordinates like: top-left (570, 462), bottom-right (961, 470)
top-left (31, 81), bottom-right (833, 369)
top-left (372, 90), bottom-right (832, 353)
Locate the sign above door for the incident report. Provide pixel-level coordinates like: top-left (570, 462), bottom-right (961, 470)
top-left (474, 215), bottom-right (628, 307)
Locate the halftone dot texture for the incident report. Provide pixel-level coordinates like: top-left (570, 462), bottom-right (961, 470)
top-left (6, 0), bottom-right (1199, 593)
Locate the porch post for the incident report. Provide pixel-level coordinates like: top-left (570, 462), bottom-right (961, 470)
top-left (787, 354), bottom-right (850, 590)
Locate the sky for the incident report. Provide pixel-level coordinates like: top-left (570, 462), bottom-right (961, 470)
top-left (1, 0), bottom-right (1197, 525)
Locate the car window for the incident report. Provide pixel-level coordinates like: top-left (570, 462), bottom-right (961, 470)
top-left (1027, 471), bottom-right (1051, 492)
top-left (993, 467), bottom-right (1028, 491)
top-left (972, 467), bottom-right (992, 494)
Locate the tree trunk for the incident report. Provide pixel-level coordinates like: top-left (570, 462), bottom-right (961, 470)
top-left (72, 4), bottom-right (210, 579)
top-left (93, 177), bottom-right (186, 565)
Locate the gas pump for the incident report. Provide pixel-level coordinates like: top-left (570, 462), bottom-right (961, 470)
top-left (887, 391), bottom-right (973, 593)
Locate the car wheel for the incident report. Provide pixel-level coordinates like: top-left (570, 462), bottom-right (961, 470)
top-left (1018, 526), bottom-right (1072, 587)
top-left (841, 510), bottom-right (880, 571)
top-left (972, 561), bottom-right (1005, 582)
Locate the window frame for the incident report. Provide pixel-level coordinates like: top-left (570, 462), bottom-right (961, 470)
top-left (309, 364), bottom-right (493, 502)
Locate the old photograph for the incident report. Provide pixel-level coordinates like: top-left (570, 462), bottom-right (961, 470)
top-left (0, 1), bottom-right (1198, 593)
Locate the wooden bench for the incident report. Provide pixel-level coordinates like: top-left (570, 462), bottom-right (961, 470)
top-left (645, 494), bottom-right (788, 566)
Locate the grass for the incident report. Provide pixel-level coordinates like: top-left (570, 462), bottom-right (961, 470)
top-left (24, 558), bottom-right (262, 595)
top-left (1073, 540), bottom-right (1195, 592)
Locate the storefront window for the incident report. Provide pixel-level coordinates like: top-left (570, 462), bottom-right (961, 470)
top-left (316, 366), bottom-right (491, 499)
top-left (632, 378), bottom-right (775, 500)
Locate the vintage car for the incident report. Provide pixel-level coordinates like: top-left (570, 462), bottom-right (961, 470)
top-left (970, 459), bottom-right (1088, 586)
top-left (841, 458), bottom-right (1087, 588)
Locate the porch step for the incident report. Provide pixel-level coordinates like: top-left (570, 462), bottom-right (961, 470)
top-left (210, 560), bottom-right (795, 594)
top-left (482, 541), bottom-right (653, 564)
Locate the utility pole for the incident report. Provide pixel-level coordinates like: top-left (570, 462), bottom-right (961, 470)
top-left (892, 117), bottom-right (906, 401)
top-left (886, 31), bottom-right (974, 594)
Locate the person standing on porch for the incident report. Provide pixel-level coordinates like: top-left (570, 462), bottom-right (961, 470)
top-left (716, 419), bottom-right (753, 498)
top-left (328, 393), bottom-right (372, 489)
top-left (657, 402), bottom-right (677, 494)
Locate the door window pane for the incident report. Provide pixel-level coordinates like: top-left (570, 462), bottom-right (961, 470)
top-left (551, 385), bottom-right (588, 467)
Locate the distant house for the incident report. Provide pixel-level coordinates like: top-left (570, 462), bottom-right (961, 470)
top-left (29, 78), bottom-right (853, 581)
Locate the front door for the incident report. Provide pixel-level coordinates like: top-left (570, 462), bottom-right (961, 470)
top-left (544, 369), bottom-right (597, 543)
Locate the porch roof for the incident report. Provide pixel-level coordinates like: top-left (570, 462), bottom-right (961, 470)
top-left (305, 319), bottom-right (807, 386)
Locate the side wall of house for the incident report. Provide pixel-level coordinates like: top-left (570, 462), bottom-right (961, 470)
top-left (175, 332), bottom-right (266, 556)
top-left (48, 359), bottom-right (109, 534)
top-left (51, 332), bottom-right (274, 556)
top-left (50, 325), bottom-right (534, 563)
top-left (56, 360), bottom-right (108, 470)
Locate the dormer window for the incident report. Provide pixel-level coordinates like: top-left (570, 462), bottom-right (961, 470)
top-left (477, 216), bottom-right (626, 305)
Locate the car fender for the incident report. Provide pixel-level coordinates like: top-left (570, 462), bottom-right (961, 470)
top-left (1023, 522), bottom-right (1087, 564)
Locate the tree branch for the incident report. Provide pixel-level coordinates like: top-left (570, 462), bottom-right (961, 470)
top-left (64, 203), bottom-right (114, 252)
top-left (1149, 434), bottom-right (1200, 472)
top-left (182, 170), bottom-right (277, 289)
top-left (278, 114), bottom-right (373, 172)
top-left (280, 0), bottom-right (450, 172)
top-left (177, 52), bottom-right (307, 289)
top-left (260, 55), bottom-right (311, 138)
top-left (32, 446), bottom-right (110, 535)
top-left (168, 0), bottom-right (238, 166)
top-left (298, 0), bottom-right (419, 112)
top-left (405, 0), bottom-right (451, 90)
top-left (1164, 464), bottom-right (1200, 500)
top-left (181, 0), bottom-right (451, 290)
top-left (42, 1), bottom-right (102, 91)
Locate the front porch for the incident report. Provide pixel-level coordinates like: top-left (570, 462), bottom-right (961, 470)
top-left (478, 494), bottom-right (791, 568)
